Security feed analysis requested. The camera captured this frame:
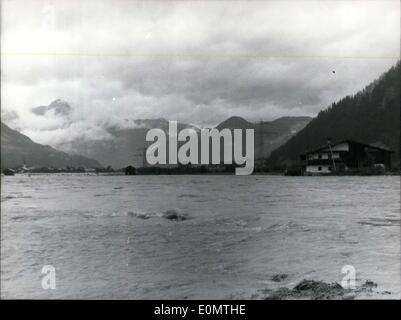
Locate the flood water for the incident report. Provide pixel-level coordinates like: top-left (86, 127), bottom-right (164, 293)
top-left (1, 174), bottom-right (400, 299)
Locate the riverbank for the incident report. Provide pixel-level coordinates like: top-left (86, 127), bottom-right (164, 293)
top-left (256, 278), bottom-right (392, 300)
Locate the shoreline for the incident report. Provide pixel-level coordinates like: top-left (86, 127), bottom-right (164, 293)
top-left (1, 171), bottom-right (400, 177)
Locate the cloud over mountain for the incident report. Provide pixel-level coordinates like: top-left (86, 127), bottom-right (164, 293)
top-left (1, 0), bottom-right (399, 146)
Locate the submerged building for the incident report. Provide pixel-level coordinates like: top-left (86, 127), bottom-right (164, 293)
top-left (300, 140), bottom-right (392, 175)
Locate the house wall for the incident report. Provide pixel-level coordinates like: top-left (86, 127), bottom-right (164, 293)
top-left (308, 152), bottom-right (340, 160)
top-left (305, 165), bottom-right (332, 174)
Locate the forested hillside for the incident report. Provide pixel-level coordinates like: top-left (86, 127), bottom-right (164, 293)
top-left (267, 62), bottom-right (400, 170)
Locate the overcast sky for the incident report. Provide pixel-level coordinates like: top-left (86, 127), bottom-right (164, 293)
top-left (1, 0), bottom-right (400, 145)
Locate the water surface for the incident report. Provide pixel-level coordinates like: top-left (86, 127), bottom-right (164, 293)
top-left (1, 174), bottom-right (400, 299)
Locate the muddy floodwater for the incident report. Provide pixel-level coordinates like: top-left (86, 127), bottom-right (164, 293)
top-left (1, 174), bottom-right (400, 299)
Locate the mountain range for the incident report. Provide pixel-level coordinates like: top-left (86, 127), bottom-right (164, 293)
top-left (55, 116), bottom-right (311, 169)
top-left (1, 109), bottom-right (310, 170)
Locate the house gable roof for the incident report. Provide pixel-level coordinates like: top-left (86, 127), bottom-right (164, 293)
top-left (300, 139), bottom-right (392, 156)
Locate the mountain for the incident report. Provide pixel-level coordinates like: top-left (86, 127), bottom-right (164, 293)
top-left (216, 116), bottom-right (311, 159)
top-left (267, 62), bottom-right (400, 170)
top-left (55, 119), bottom-right (197, 169)
top-left (1, 122), bottom-right (101, 169)
top-left (254, 116), bottom-right (312, 159)
top-left (216, 116), bottom-right (255, 130)
top-left (31, 99), bottom-right (72, 116)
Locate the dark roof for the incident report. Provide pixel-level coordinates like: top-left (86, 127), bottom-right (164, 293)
top-left (300, 139), bottom-right (392, 156)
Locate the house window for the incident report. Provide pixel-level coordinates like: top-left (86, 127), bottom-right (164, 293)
top-left (318, 166), bottom-right (322, 171)
top-left (318, 154), bottom-right (322, 159)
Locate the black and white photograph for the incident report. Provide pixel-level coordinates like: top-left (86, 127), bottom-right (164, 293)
top-left (0, 0), bottom-right (400, 305)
